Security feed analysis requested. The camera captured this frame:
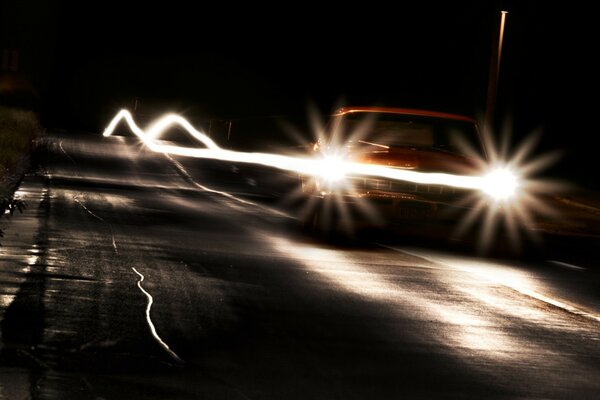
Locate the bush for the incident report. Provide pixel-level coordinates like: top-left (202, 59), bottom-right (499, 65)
top-left (0, 105), bottom-right (41, 243)
top-left (0, 105), bottom-right (41, 176)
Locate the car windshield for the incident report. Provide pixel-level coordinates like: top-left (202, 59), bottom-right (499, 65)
top-left (337, 112), bottom-right (485, 158)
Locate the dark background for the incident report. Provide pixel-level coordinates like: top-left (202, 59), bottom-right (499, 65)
top-left (1, 0), bottom-right (597, 188)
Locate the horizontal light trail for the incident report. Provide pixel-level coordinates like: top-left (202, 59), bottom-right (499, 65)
top-left (104, 109), bottom-right (484, 191)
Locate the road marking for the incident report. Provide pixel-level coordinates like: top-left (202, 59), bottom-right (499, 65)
top-left (548, 260), bottom-right (587, 271)
top-left (73, 194), bottom-right (104, 221)
top-left (111, 232), bottom-right (118, 255)
top-left (131, 267), bottom-right (183, 363)
top-left (372, 244), bottom-right (442, 270)
top-left (554, 196), bottom-right (600, 216)
top-left (164, 153), bottom-right (292, 219)
top-left (376, 244), bottom-right (600, 324)
top-left (73, 193), bottom-right (118, 255)
top-left (59, 140), bottom-right (78, 170)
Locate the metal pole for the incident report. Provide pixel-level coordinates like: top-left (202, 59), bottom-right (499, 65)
top-left (484, 10), bottom-right (508, 136)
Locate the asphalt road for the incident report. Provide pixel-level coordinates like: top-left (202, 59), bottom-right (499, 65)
top-left (1, 132), bottom-right (599, 399)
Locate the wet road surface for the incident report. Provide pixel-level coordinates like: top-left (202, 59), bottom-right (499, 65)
top-left (1, 132), bottom-right (599, 399)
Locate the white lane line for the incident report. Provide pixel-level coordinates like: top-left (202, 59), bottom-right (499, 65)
top-left (376, 244), bottom-right (600, 324)
top-left (58, 139), bottom-right (82, 179)
top-left (131, 267), bottom-right (183, 363)
top-left (74, 194), bottom-right (104, 221)
top-left (110, 232), bottom-right (118, 255)
top-left (164, 153), bottom-right (293, 219)
top-left (73, 194), bottom-right (118, 254)
top-left (548, 260), bottom-right (587, 271)
top-left (554, 196), bottom-right (600, 216)
top-left (374, 244), bottom-right (442, 271)
top-left (59, 140), bottom-right (78, 166)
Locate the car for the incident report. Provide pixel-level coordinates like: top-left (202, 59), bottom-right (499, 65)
top-left (300, 106), bottom-right (486, 233)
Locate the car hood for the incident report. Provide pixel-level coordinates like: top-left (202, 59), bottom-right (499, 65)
top-left (350, 147), bottom-right (479, 175)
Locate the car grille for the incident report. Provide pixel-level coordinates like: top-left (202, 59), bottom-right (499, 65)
top-left (349, 177), bottom-right (460, 196)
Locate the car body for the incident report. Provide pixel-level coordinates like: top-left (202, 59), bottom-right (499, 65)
top-left (301, 107), bottom-right (486, 229)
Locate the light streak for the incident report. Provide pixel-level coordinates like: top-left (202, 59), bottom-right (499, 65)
top-left (103, 109), bottom-right (486, 191)
top-left (132, 267), bottom-right (184, 363)
top-left (104, 109), bottom-right (219, 150)
top-left (104, 109), bottom-right (560, 249)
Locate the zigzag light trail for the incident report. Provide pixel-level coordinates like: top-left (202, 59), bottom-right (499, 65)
top-left (103, 109), bottom-right (488, 192)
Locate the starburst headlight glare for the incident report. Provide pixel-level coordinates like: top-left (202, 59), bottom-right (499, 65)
top-left (481, 167), bottom-right (519, 201)
top-left (319, 155), bottom-right (347, 184)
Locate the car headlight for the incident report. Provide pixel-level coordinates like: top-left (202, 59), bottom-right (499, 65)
top-left (318, 154), bottom-right (347, 186)
top-left (481, 166), bottom-right (519, 201)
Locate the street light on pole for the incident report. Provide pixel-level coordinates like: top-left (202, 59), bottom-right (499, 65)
top-left (484, 10), bottom-right (509, 137)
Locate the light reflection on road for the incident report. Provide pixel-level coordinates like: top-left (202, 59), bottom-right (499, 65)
top-left (0, 184), bottom-right (48, 322)
top-left (265, 233), bottom-right (600, 390)
top-left (266, 235), bottom-right (518, 354)
top-left (397, 248), bottom-right (600, 324)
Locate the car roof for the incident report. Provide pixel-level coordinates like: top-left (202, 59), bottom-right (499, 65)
top-left (333, 107), bottom-right (477, 124)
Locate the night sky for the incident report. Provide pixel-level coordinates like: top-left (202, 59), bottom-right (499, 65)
top-left (2, 0), bottom-right (598, 188)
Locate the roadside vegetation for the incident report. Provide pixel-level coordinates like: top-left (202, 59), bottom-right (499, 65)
top-left (1, 105), bottom-right (42, 242)
top-left (0, 105), bottom-right (40, 171)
